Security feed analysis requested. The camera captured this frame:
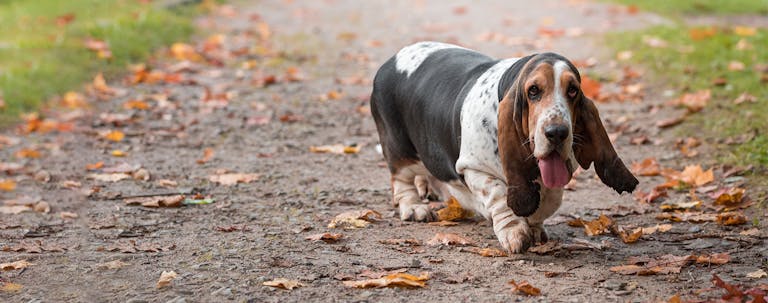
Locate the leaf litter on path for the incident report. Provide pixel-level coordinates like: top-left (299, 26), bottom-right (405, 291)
top-left (436, 196), bottom-right (474, 221)
top-left (264, 278), bottom-right (304, 290)
top-left (156, 270), bottom-right (178, 289)
top-left (328, 209), bottom-right (381, 229)
top-left (610, 253), bottom-right (730, 275)
top-left (343, 272), bottom-right (429, 288)
top-left (509, 280), bottom-right (541, 296)
top-left (426, 233), bottom-right (476, 246)
top-left (1, 260), bottom-right (33, 271)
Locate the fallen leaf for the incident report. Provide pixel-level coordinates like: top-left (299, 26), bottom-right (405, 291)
top-left (306, 233), bottom-right (343, 243)
top-left (575, 214), bottom-right (613, 236)
top-left (689, 27), bottom-right (716, 40)
top-left (208, 173), bottom-right (260, 185)
top-left (92, 73), bottom-right (115, 95)
top-left (125, 195), bottom-right (184, 208)
top-left (668, 90), bottom-right (710, 113)
top-left (436, 197), bottom-right (473, 221)
top-left (509, 280), bottom-right (541, 296)
top-left (712, 274), bottom-right (744, 301)
top-left (632, 158), bottom-right (662, 176)
top-left (641, 224), bottom-right (673, 235)
top-left (60, 180), bottom-right (82, 189)
top-left (156, 270), bottom-right (178, 289)
top-left (747, 269), bottom-right (768, 279)
top-left (656, 212), bottom-right (717, 223)
top-left (1, 260), bottom-right (33, 271)
top-left (157, 179), bottom-right (178, 188)
top-left (695, 253), bottom-right (730, 265)
top-left (662, 165), bottom-right (714, 187)
top-left (717, 212), bottom-right (747, 226)
top-left (656, 114), bottom-right (687, 128)
top-left (343, 272), bottom-right (429, 288)
top-left (733, 92), bottom-right (758, 105)
top-left (309, 144), bottom-right (361, 154)
top-left (617, 227), bottom-right (643, 244)
top-left (581, 75), bottom-right (601, 100)
top-left (170, 43), bottom-right (202, 61)
top-left (635, 187), bottom-right (668, 203)
top-left (463, 247), bottom-right (507, 257)
top-left (111, 150), bottom-right (126, 157)
top-left (196, 148), bottom-right (214, 164)
top-left (264, 278), bottom-right (304, 290)
top-left (60, 212), bottom-right (78, 219)
top-left (426, 232), bottom-right (475, 246)
top-left (103, 130), bottom-right (125, 142)
top-left (0, 205), bottom-right (31, 215)
top-left (15, 148), bottom-right (41, 159)
top-left (88, 173), bottom-right (131, 182)
top-left (660, 199), bottom-right (701, 211)
top-left (284, 66), bottom-right (304, 82)
top-left (328, 209), bottom-right (382, 229)
top-left (0, 179), bottom-right (16, 192)
top-left (358, 268), bottom-right (408, 279)
top-left (33, 201), bottom-right (50, 213)
top-left (1, 282), bottom-right (22, 292)
top-left (123, 100), bottom-right (150, 110)
top-left (610, 254), bottom-right (694, 275)
top-left (714, 187), bottom-right (746, 206)
top-left (85, 161), bottom-right (104, 170)
top-left (96, 260), bottom-right (129, 270)
top-left (733, 26), bottom-right (757, 37)
top-left (528, 241), bottom-right (562, 254)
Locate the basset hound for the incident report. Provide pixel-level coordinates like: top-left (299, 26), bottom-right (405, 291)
top-left (370, 42), bottom-right (639, 253)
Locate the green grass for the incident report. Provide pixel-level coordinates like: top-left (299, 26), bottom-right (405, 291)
top-left (607, 0), bottom-right (768, 15)
top-left (0, 0), bottom-right (201, 124)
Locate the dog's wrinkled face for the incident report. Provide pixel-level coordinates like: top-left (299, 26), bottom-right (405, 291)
top-left (524, 59), bottom-right (579, 189)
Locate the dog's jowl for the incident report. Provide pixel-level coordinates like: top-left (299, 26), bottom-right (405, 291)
top-left (370, 41), bottom-right (638, 253)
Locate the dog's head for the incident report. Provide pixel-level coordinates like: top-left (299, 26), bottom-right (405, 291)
top-left (498, 53), bottom-right (638, 216)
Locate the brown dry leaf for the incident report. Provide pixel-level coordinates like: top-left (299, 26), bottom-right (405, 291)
top-left (426, 232), bottom-right (475, 246)
top-left (733, 92), bottom-right (758, 105)
top-left (634, 187), bottom-right (668, 203)
top-left (641, 224), bottom-right (673, 235)
top-left (358, 268), bottom-right (408, 279)
top-left (60, 211), bottom-right (78, 219)
top-left (610, 254), bottom-right (694, 275)
top-left (581, 75), bottom-right (601, 100)
top-left (695, 253), bottom-right (730, 265)
top-left (305, 233), bottom-right (343, 243)
top-left (656, 114), bottom-right (687, 128)
top-left (436, 196), bottom-right (474, 221)
top-left (309, 144), bottom-right (361, 154)
top-left (88, 173), bottom-right (131, 182)
top-left (1, 282), bottom-right (22, 292)
top-left (656, 212), bottom-right (717, 223)
top-left (663, 165), bottom-right (714, 187)
top-left (668, 90), bottom-right (710, 113)
top-left (463, 247), bottom-right (507, 257)
top-left (103, 130), bottom-right (125, 142)
top-left (714, 188), bottom-right (746, 206)
top-left (528, 241), bottom-right (562, 255)
top-left (196, 148), bottom-right (214, 164)
top-left (660, 199), bottom-right (701, 211)
top-left (0, 179), bottom-right (16, 192)
top-left (208, 173), bottom-right (260, 186)
top-left (34, 201), bottom-right (50, 213)
top-left (580, 214), bottom-right (613, 236)
top-left (717, 212), bottom-right (747, 226)
top-left (631, 158), bottom-right (662, 176)
top-left (123, 100), bottom-right (150, 110)
top-left (156, 270), bottom-right (178, 289)
top-left (93, 73), bottom-right (115, 95)
top-left (264, 278), bottom-right (304, 290)
top-left (1, 260), bottom-right (33, 271)
top-left (328, 209), bottom-right (382, 229)
top-left (428, 221), bottom-right (460, 227)
top-left (125, 195), bottom-right (184, 208)
top-left (170, 43), bottom-right (202, 61)
top-left (157, 179), bottom-right (178, 188)
top-left (617, 227), bottom-right (643, 244)
top-left (96, 260), bottom-right (130, 270)
top-left (509, 280), bottom-right (541, 296)
top-left (343, 272), bottom-right (429, 288)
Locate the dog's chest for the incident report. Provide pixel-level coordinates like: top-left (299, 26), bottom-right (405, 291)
top-left (455, 58), bottom-right (519, 181)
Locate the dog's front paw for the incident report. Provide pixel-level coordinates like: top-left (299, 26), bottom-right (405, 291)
top-left (494, 220), bottom-right (533, 253)
top-left (530, 224), bottom-right (548, 244)
top-left (399, 203), bottom-right (436, 222)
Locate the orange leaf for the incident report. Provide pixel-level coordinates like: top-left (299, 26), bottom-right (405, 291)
top-left (716, 212), bottom-right (747, 226)
top-left (0, 179), bottom-right (17, 192)
top-left (61, 91), bottom-right (87, 108)
top-left (110, 150), bottom-right (126, 157)
top-left (15, 149), bottom-right (41, 159)
top-left (123, 100), bottom-right (150, 110)
top-left (196, 148), bottom-right (214, 164)
top-left (464, 247), bottom-right (507, 257)
top-left (733, 26), bottom-right (757, 37)
top-left (170, 43), bottom-right (202, 61)
top-left (631, 158), bottom-right (662, 176)
top-left (93, 72), bottom-right (115, 95)
top-left (581, 214), bottom-right (613, 236)
top-left (85, 161), bottom-right (104, 171)
top-left (509, 280), bottom-right (541, 296)
top-left (436, 196), bottom-right (474, 221)
top-left (668, 90), bottom-right (710, 113)
top-left (305, 233), bottom-right (343, 243)
top-left (581, 75), bottom-right (601, 100)
top-left (689, 27), bottom-right (716, 40)
top-left (103, 130), bottom-right (125, 142)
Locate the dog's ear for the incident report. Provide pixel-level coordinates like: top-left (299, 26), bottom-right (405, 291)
top-left (498, 89), bottom-right (541, 217)
top-left (573, 97), bottom-right (638, 194)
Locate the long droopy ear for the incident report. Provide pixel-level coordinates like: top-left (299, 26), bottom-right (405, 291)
top-left (498, 90), bottom-right (541, 217)
top-left (573, 97), bottom-right (638, 194)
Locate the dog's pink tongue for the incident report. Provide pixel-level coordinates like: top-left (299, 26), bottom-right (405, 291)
top-left (538, 153), bottom-right (571, 188)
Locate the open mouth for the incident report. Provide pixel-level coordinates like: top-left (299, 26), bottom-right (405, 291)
top-left (537, 151), bottom-right (571, 189)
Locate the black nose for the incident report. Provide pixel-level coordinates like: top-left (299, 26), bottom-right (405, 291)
top-left (544, 125), bottom-right (569, 144)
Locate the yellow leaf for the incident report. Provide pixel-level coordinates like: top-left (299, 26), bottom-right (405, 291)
top-left (111, 150), bottom-right (126, 157)
top-left (93, 72), bottom-right (115, 95)
top-left (103, 130), bottom-right (125, 142)
top-left (733, 26), bottom-right (757, 37)
top-left (170, 43), bottom-right (202, 61)
top-left (436, 196), bottom-right (474, 221)
top-left (61, 91), bottom-right (87, 108)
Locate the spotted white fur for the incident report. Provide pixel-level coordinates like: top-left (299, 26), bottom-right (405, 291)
top-left (395, 42), bottom-right (465, 77)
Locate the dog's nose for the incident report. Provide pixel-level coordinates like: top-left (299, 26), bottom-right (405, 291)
top-left (544, 125), bottom-right (569, 144)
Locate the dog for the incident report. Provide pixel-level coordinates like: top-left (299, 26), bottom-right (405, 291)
top-left (370, 41), bottom-right (638, 253)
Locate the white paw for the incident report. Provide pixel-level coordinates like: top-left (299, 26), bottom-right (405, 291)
top-left (495, 220), bottom-right (533, 253)
top-left (399, 203), bottom-right (436, 222)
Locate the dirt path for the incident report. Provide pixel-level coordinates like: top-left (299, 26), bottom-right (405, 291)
top-left (1, 1), bottom-right (765, 302)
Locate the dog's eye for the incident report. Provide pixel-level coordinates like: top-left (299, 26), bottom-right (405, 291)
top-left (528, 85), bottom-right (540, 99)
top-left (567, 85), bottom-right (578, 98)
